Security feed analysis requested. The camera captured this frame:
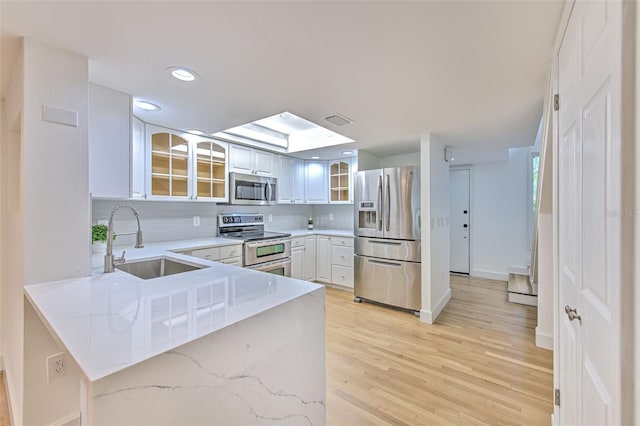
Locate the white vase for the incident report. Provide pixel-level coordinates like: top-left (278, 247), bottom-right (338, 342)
top-left (92, 241), bottom-right (107, 254)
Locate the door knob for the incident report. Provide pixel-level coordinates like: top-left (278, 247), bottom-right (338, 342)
top-left (564, 305), bottom-right (582, 323)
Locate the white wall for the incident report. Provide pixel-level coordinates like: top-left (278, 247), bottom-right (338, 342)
top-left (379, 152), bottom-right (420, 168)
top-left (1, 40), bottom-right (25, 425)
top-left (1, 38), bottom-right (90, 426)
top-left (469, 147), bottom-right (531, 280)
top-left (420, 134), bottom-right (451, 324)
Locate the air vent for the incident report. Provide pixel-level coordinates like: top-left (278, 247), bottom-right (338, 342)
top-left (323, 113), bottom-right (353, 126)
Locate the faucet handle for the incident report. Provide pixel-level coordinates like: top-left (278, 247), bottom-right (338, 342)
top-left (114, 250), bottom-right (126, 265)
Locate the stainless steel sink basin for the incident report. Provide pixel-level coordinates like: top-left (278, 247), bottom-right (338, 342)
top-left (116, 256), bottom-right (208, 280)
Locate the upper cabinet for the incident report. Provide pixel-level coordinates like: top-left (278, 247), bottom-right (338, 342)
top-left (145, 124), bottom-right (228, 202)
top-left (305, 160), bottom-right (328, 204)
top-left (193, 140), bottom-right (227, 200)
top-left (88, 84), bottom-right (132, 199)
top-left (277, 156), bottom-right (304, 204)
top-left (329, 160), bottom-right (352, 203)
top-left (229, 145), bottom-right (274, 176)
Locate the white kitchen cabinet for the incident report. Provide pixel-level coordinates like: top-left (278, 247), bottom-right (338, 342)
top-left (131, 116), bottom-right (146, 198)
top-left (277, 156), bottom-right (305, 204)
top-left (330, 236), bottom-right (354, 289)
top-left (328, 159), bottom-right (353, 204)
top-left (303, 235), bottom-right (317, 281)
top-left (188, 244), bottom-right (242, 266)
top-left (89, 83), bottom-right (132, 199)
top-left (229, 144), bottom-right (274, 176)
top-left (291, 236), bottom-right (316, 281)
top-left (315, 235), bottom-right (331, 283)
top-left (145, 124), bottom-right (228, 201)
top-left (291, 237), bottom-right (305, 279)
top-left (305, 160), bottom-right (328, 204)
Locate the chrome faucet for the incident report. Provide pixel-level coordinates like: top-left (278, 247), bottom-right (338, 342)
top-left (104, 204), bottom-right (144, 273)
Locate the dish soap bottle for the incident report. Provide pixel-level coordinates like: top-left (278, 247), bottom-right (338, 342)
top-left (307, 212), bottom-right (314, 230)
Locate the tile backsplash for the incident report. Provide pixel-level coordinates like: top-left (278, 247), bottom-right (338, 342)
top-left (92, 200), bottom-right (354, 244)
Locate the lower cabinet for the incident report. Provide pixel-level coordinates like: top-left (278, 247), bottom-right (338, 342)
top-left (315, 235), bottom-right (354, 288)
top-left (189, 244), bottom-right (243, 266)
top-left (291, 236), bottom-right (317, 280)
top-left (315, 236), bottom-right (332, 282)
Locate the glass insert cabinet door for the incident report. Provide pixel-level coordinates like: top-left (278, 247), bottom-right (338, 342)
top-left (150, 132), bottom-right (189, 197)
top-left (195, 141), bottom-right (227, 200)
top-left (330, 161), bottom-right (351, 202)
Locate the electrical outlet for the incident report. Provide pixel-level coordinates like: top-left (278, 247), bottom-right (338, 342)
top-left (329, 213), bottom-right (334, 221)
top-left (268, 214), bottom-right (273, 222)
top-left (193, 216), bottom-right (200, 227)
top-left (46, 352), bottom-right (67, 381)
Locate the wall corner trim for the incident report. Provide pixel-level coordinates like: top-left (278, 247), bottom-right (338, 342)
top-left (419, 289), bottom-right (452, 325)
top-left (535, 327), bottom-right (554, 350)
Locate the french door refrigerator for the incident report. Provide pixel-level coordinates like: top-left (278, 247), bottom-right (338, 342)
top-left (353, 166), bottom-right (421, 312)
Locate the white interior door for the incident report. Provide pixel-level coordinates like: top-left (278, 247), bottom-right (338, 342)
top-left (557, 0), bottom-right (621, 424)
top-left (450, 169), bottom-right (470, 274)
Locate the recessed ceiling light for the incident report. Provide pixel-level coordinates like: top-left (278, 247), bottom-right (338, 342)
top-left (168, 67), bottom-right (197, 82)
top-left (342, 151), bottom-right (353, 155)
top-left (311, 156), bottom-right (320, 160)
top-left (134, 100), bottom-right (161, 111)
top-left (187, 129), bottom-right (205, 135)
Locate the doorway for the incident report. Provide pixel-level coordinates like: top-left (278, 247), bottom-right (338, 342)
top-left (450, 168), bottom-right (470, 274)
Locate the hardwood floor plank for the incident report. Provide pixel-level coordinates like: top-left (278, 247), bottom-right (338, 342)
top-left (326, 274), bottom-right (553, 425)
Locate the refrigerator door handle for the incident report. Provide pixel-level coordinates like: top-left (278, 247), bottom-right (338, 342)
top-left (368, 258), bottom-right (402, 268)
top-left (385, 174), bottom-right (391, 232)
top-left (377, 175), bottom-right (383, 231)
top-left (368, 240), bottom-right (401, 246)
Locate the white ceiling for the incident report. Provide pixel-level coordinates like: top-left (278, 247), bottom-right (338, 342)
top-left (1, 1), bottom-right (563, 158)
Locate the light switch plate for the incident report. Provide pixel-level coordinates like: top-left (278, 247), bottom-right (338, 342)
top-left (193, 216), bottom-right (200, 227)
top-left (42, 104), bottom-right (78, 127)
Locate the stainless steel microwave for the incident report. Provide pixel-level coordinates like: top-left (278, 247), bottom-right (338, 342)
top-left (229, 172), bottom-right (277, 205)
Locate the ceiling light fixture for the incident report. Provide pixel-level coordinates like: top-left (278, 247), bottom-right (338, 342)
top-left (168, 67), bottom-right (197, 82)
top-left (311, 156), bottom-right (320, 160)
top-left (187, 129), bottom-right (205, 135)
top-left (134, 100), bottom-right (161, 111)
top-left (342, 151), bottom-right (353, 155)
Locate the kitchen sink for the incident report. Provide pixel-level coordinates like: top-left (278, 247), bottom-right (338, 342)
top-left (116, 256), bottom-right (208, 280)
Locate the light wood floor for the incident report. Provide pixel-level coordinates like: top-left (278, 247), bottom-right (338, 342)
top-left (326, 275), bottom-right (553, 425)
top-left (0, 373), bottom-right (10, 426)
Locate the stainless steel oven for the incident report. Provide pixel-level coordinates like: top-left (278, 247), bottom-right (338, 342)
top-left (218, 213), bottom-right (292, 277)
top-left (229, 172), bottom-right (277, 205)
top-left (244, 238), bottom-right (291, 267)
top-left (245, 258), bottom-right (291, 276)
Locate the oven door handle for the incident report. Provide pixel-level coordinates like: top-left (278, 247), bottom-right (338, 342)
top-left (246, 257), bottom-right (292, 271)
top-left (245, 239), bottom-right (292, 249)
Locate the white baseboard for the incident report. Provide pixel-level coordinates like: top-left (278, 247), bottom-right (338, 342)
top-left (508, 265), bottom-right (529, 275)
top-left (508, 292), bottom-right (538, 306)
top-left (535, 327), bottom-right (553, 350)
top-left (419, 289), bottom-right (452, 324)
top-left (471, 269), bottom-right (509, 281)
top-left (48, 412), bottom-right (81, 426)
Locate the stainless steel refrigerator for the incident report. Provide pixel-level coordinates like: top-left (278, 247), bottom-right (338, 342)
top-left (353, 166), bottom-right (421, 312)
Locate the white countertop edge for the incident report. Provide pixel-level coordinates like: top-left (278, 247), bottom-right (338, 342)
top-left (25, 254), bottom-right (324, 382)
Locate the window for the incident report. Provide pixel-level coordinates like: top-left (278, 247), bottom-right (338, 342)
top-left (529, 151), bottom-right (540, 244)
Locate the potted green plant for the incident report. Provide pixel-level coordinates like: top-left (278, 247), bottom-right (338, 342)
top-left (91, 224), bottom-right (111, 254)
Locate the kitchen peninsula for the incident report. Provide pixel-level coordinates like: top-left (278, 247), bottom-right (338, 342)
top-left (25, 245), bottom-right (326, 425)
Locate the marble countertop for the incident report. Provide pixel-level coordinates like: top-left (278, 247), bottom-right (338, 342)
top-left (25, 243), bottom-right (323, 382)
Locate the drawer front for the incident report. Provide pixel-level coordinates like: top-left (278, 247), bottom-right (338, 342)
top-left (191, 247), bottom-right (220, 261)
top-left (220, 244), bottom-right (242, 259)
top-left (331, 265), bottom-right (354, 288)
top-left (330, 236), bottom-right (354, 247)
top-left (220, 256), bottom-right (243, 266)
top-left (291, 237), bottom-right (305, 248)
top-left (331, 246), bottom-right (354, 267)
